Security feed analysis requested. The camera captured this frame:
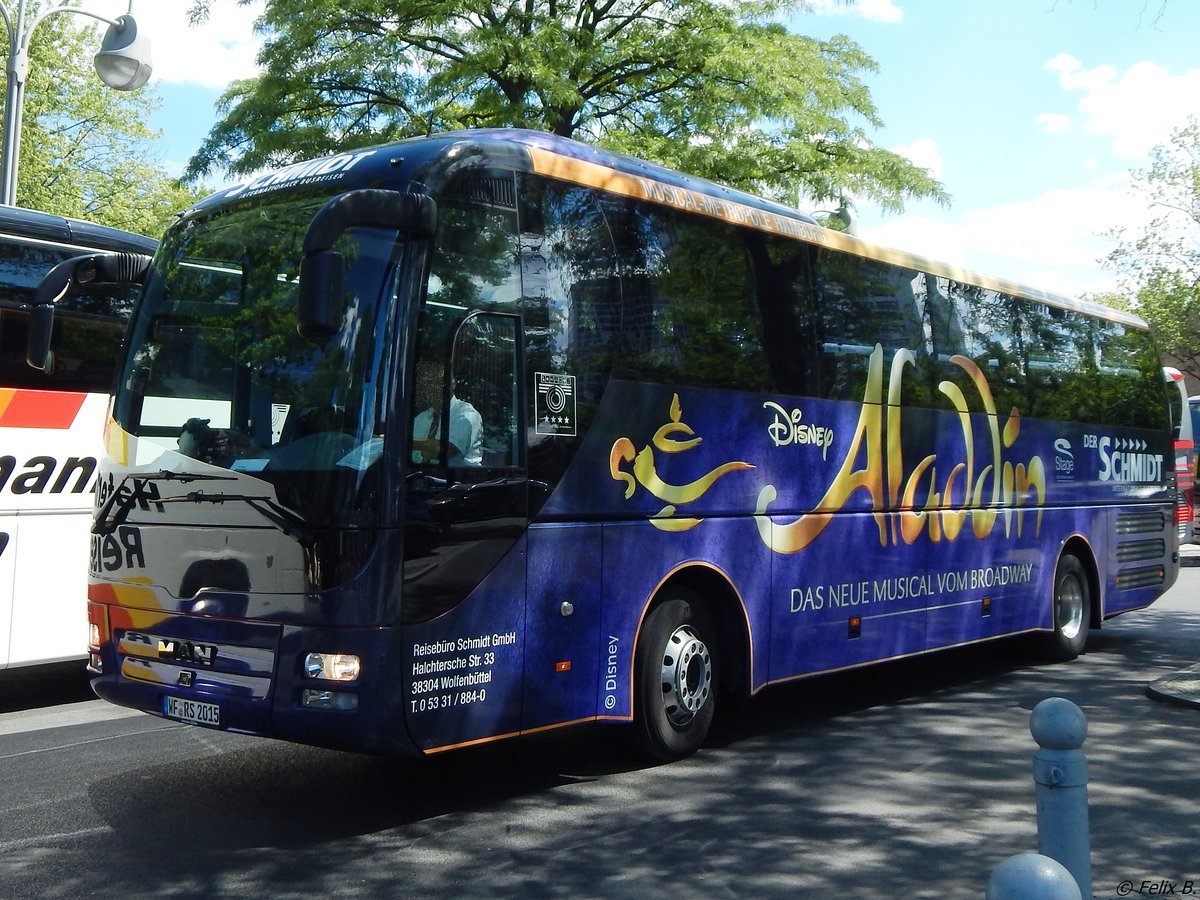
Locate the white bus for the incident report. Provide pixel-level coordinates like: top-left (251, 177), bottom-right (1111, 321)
top-left (0, 206), bottom-right (155, 671)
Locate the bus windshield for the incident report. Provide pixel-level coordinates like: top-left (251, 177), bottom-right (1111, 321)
top-left (112, 195), bottom-right (403, 529)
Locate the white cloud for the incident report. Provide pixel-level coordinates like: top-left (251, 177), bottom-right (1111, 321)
top-left (1035, 112), bottom-right (1071, 135)
top-left (85, 0), bottom-right (266, 89)
top-left (1045, 52), bottom-right (1200, 159)
top-left (809, 0), bottom-right (903, 24)
top-left (860, 179), bottom-right (1153, 298)
top-left (892, 138), bottom-right (943, 178)
top-left (1020, 268), bottom-right (1117, 298)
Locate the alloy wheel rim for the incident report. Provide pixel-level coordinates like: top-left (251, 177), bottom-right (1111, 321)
top-left (660, 624), bottom-right (712, 726)
top-left (1056, 575), bottom-right (1085, 640)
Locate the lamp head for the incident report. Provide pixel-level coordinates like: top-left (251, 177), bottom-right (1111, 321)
top-left (94, 14), bottom-right (152, 91)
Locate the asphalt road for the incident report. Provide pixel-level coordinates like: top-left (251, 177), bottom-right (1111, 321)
top-left (1, 572), bottom-right (1198, 900)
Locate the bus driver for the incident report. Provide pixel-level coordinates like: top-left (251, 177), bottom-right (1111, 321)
top-left (410, 361), bottom-right (483, 466)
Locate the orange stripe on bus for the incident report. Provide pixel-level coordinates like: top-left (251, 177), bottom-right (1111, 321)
top-left (0, 389), bottom-right (87, 428)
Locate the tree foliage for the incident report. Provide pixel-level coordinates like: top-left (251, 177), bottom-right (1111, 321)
top-left (1102, 118), bottom-right (1200, 380)
top-left (184, 0), bottom-right (947, 212)
top-left (11, 1), bottom-right (205, 236)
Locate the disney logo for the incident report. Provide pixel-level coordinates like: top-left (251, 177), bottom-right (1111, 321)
top-left (764, 402), bottom-right (835, 459)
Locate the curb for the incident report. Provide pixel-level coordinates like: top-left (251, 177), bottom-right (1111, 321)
top-left (1146, 663), bottom-right (1200, 710)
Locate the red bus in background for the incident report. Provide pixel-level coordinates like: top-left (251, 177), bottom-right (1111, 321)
top-left (1164, 367), bottom-right (1194, 544)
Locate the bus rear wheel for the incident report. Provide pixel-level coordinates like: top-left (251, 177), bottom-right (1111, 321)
top-left (633, 595), bottom-right (716, 762)
top-left (1046, 553), bottom-right (1091, 661)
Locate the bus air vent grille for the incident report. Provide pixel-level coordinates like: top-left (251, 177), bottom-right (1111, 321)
top-left (1114, 565), bottom-right (1166, 590)
top-left (1115, 539), bottom-right (1166, 563)
top-left (1116, 511), bottom-right (1166, 535)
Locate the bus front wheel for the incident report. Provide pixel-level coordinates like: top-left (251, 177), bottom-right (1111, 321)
top-left (1046, 554), bottom-right (1091, 661)
top-left (633, 595), bottom-right (716, 762)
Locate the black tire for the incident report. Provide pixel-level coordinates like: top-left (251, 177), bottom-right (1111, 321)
top-left (633, 595), bottom-right (716, 762)
top-left (1045, 554), bottom-right (1092, 661)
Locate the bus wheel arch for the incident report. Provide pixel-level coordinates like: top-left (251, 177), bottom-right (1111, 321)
top-left (1045, 539), bottom-right (1097, 661)
top-left (632, 567), bottom-right (749, 762)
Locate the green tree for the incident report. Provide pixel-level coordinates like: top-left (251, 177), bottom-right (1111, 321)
top-left (184, 0), bottom-right (947, 212)
top-left (1102, 118), bottom-right (1200, 380)
top-left (9, 1), bottom-right (205, 236)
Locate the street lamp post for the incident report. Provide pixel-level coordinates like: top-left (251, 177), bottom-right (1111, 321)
top-left (0, 0), bottom-right (151, 207)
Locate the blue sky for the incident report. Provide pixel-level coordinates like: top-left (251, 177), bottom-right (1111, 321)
top-left (84, 0), bottom-right (1200, 298)
top-left (796, 0), bottom-right (1200, 297)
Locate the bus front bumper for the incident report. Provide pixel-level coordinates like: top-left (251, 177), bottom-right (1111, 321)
top-left (88, 605), bottom-right (419, 755)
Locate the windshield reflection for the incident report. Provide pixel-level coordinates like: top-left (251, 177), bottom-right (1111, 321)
top-left (112, 195), bottom-right (402, 528)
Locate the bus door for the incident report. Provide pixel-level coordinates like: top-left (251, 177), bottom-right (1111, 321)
top-left (401, 312), bottom-right (533, 750)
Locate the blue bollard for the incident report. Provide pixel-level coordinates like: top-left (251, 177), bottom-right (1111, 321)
top-left (987, 852), bottom-right (1082, 899)
top-left (1029, 697), bottom-right (1092, 899)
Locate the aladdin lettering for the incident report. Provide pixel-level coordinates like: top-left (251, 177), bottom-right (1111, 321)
top-left (612, 344), bottom-right (1048, 554)
top-left (755, 346), bottom-right (1046, 553)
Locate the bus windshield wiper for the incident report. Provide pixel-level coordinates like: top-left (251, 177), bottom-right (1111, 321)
top-left (92, 469), bottom-right (238, 537)
top-left (169, 490), bottom-right (313, 545)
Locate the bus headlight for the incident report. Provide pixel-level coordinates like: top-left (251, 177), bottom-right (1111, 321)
top-left (303, 652), bottom-right (361, 682)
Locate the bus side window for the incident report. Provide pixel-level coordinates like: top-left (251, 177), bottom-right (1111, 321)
top-left (54, 279), bottom-right (139, 387)
top-left (1095, 320), bottom-right (1168, 429)
top-left (517, 175), bottom-right (620, 496)
top-left (816, 251), bottom-right (933, 404)
top-left (451, 313), bottom-right (521, 468)
top-left (414, 175), bottom-right (523, 469)
top-left (1022, 305), bottom-right (1097, 423)
top-left (0, 230), bottom-right (135, 393)
top-left (745, 231), bottom-right (821, 397)
top-left (599, 195), bottom-right (768, 392)
top-left (933, 281), bottom-right (1025, 416)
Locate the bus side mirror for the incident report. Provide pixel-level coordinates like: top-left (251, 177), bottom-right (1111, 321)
top-left (297, 188), bottom-right (436, 339)
top-left (297, 251), bottom-right (343, 337)
top-left (27, 250), bottom-right (152, 372)
top-left (26, 302), bottom-right (55, 372)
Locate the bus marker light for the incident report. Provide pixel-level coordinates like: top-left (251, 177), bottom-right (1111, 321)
top-left (555, 661), bottom-right (571, 672)
top-left (301, 689), bottom-right (359, 711)
top-left (303, 653), bottom-right (361, 682)
top-left (982, 597), bottom-right (992, 617)
top-left (848, 617), bottom-right (861, 639)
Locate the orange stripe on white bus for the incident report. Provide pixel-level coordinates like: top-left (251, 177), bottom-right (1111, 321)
top-left (0, 388), bottom-right (88, 429)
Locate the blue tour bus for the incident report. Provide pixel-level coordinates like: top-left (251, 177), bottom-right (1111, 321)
top-left (76, 130), bottom-right (1176, 760)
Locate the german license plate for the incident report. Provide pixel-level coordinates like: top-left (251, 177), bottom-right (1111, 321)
top-left (163, 695), bottom-right (221, 727)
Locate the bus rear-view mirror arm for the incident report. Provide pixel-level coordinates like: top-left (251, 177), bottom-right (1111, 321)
top-left (298, 188), bottom-right (436, 338)
top-left (27, 251), bottom-right (152, 372)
